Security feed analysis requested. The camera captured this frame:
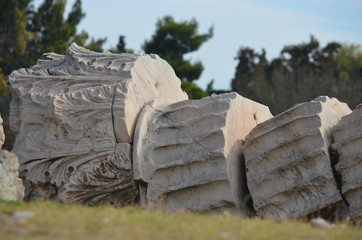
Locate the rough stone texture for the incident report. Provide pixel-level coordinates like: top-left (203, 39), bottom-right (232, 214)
top-left (133, 93), bottom-right (272, 212)
top-left (8, 43), bottom-right (187, 204)
top-left (242, 96), bottom-right (352, 219)
top-left (57, 143), bottom-right (137, 206)
top-left (17, 178), bottom-right (25, 201)
top-left (0, 114), bottom-right (4, 148)
top-left (0, 150), bottom-right (19, 201)
top-left (331, 104), bottom-right (362, 218)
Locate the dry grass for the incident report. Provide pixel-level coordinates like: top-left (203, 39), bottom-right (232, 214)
top-left (0, 200), bottom-right (361, 240)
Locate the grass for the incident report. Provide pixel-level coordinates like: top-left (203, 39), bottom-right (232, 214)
top-left (0, 200), bottom-right (361, 240)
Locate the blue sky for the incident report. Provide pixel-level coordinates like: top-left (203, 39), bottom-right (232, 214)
top-left (35, 0), bottom-right (362, 90)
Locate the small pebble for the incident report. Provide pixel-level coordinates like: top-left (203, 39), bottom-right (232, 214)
top-left (12, 210), bottom-right (35, 223)
top-left (102, 217), bottom-right (110, 224)
top-left (219, 231), bottom-right (230, 238)
top-left (309, 217), bottom-right (331, 229)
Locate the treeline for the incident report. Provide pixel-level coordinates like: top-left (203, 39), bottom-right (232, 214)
top-left (232, 37), bottom-right (362, 114)
top-left (1, 0), bottom-right (361, 149)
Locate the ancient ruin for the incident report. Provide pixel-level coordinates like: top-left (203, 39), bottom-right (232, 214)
top-left (8, 43), bottom-right (187, 204)
top-left (133, 93), bottom-right (272, 211)
top-left (242, 96), bottom-right (352, 218)
top-left (5, 44), bottom-right (361, 219)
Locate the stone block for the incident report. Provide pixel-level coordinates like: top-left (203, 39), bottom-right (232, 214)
top-left (133, 93), bottom-right (272, 212)
top-left (331, 104), bottom-right (362, 218)
top-left (0, 150), bottom-right (19, 201)
top-left (242, 96), bottom-right (351, 219)
top-left (8, 43), bottom-right (187, 204)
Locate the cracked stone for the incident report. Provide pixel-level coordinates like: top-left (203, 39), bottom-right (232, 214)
top-left (331, 103), bottom-right (362, 218)
top-left (7, 43), bottom-right (187, 204)
top-left (133, 92), bottom-right (272, 212)
top-left (242, 96), bottom-right (352, 219)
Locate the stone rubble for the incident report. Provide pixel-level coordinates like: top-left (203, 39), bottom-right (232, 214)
top-left (7, 43), bottom-right (187, 204)
top-left (0, 150), bottom-right (19, 201)
top-left (133, 93), bottom-right (272, 211)
top-left (5, 43), bottom-right (361, 219)
top-left (242, 96), bottom-right (352, 219)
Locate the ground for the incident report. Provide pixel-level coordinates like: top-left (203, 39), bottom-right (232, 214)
top-left (0, 200), bottom-right (361, 240)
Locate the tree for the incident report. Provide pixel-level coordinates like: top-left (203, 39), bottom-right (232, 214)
top-left (27, 0), bottom-right (105, 60)
top-left (0, 0), bottom-right (31, 83)
top-left (232, 37), bottom-right (361, 114)
top-left (335, 44), bottom-right (362, 108)
top-left (143, 16), bottom-right (213, 82)
top-left (109, 35), bottom-right (134, 54)
top-left (181, 81), bottom-right (208, 99)
top-left (231, 48), bottom-right (269, 104)
top-left (0, 0), bottom-right (106, 91)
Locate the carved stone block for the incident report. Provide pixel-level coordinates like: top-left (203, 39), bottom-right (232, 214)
top-left (331, 104), bottom-right (362, 218)
top-left (8, 43), bottom-right (187, 204)
top-left (242, 96), bottom-right (352, 219)
top-left (133, 93), bottom-right (272, 212)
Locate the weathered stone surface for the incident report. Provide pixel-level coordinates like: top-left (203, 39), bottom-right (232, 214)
top-left (331, 104), bottom-right (362, 218)
top-left (242, 96), bottom-right (352, 219)
top-left (0, 114), bottom-right (4, 148)
top-left (16, 178), bottom-right (25, 201)
top-left (8, 43), bottom-right (187, 204)
top-left (133, 92), bottom-right (272, 212)
top-left (58, 143), bottom-right (137, 206)
top-left (0, 150), bottom-right (19, 201)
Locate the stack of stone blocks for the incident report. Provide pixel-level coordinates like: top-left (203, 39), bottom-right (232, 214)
top-left (5, 43), bottom-right (361, 219)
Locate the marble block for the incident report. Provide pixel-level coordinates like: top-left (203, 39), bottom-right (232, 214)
top-left (7, 43), bottom-right (187, 204)
top-left (331, 104), bottom-right (362, 218)
top-left (242, 96), bottom-right (352, 219)
top-left (133, 92), bottom-right (272, 212)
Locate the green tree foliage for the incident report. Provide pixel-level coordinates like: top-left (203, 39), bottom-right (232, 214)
top-left (109, 35), bottom-right (134, 54)
top-left (335, 44), bottom-right (362, 108)
top-left (0, 0), bottom-right (31, 149)
top-left (0, 0), bottom-right (106, 95)
top-left (0, 0), bottom-right (32, 143)
top-left (0, 0), bottom-right (105, 79)
top-left (205, 79), bottom-right (229, 95)
top-left (181, 81), bottom-right (208, 99)
top-left (143, 16), bottom-right (213, 82)
top-left (232, 36), bottom-right (362, 114)
top-left (0, 0), bottom-right (31, 81)
top-left (27, 0), bottom-right (105, 59)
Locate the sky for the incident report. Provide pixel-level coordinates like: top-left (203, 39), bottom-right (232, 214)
top-left (35, 0), bottom-right (362, 90)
